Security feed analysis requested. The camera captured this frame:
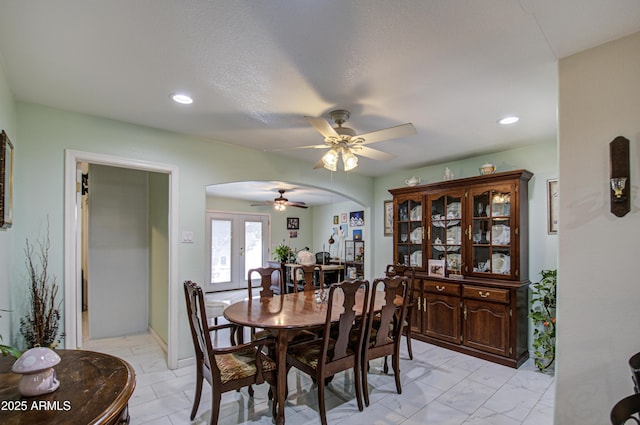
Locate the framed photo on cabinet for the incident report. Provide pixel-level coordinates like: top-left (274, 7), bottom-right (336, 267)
top-left (0, 130), bottom-right (14, 229)
top-left (428, 259), bottom-right (445, 277)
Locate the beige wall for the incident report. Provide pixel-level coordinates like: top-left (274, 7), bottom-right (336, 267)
top-left (556, 31), bottom-right (640, 423)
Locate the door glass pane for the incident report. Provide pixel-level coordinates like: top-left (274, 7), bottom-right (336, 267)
top-left (244, 221), bottom-right (263, 273)
top-left (211, 219), bottom-right (231, 284)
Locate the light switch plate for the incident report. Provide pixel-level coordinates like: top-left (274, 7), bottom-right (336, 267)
top-left (181, 231), bottom-right (194, 243)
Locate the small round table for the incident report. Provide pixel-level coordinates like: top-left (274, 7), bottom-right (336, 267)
top-left (0, 349), bottom-right (135, 424)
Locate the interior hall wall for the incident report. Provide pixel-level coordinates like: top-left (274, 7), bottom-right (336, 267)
top-left (88, 164), bottom-right (149, 339)
top-left (555, 30), bottom-right (640, 424)
top-left (149, 171), bottom-right (169, 344)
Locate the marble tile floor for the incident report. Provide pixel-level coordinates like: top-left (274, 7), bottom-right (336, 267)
top-left (83, 326), bottom-right (555, 425)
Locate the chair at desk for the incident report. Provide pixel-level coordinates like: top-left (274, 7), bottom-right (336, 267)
top-left (316, 251), bottom-right (331, 264)
top-left (385, 264), bottom-right (416, 360)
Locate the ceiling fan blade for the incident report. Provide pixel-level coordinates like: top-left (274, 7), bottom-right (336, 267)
top-left (265, 144), bottom-right (327, 152)
top-left (250, 202), bottom-right (274, 207)
top-left (313, 158), bottom-right (326, 169)
top-left (353, 146), bottom-right (396, 161)
top-left (357, 123), bottom-right (417, 145)
top-left (305, 116), bottom-right (339, 139)
top-left (286, 202), bottom-right (308, 209)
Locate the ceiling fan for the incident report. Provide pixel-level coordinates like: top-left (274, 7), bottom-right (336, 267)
top-left (250, 189), bottom-right (308, 211)
top-left (299, 109), bottom-right (416, 171)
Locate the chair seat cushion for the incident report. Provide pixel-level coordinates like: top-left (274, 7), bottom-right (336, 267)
top-left (215, 349), bottom-right (276, 384)
top-left (288, 337), bottom-right (358, 369)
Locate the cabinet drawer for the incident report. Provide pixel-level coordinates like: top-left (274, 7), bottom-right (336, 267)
top-left (424, 280), bottom-right (460, 296)
top-left (463, 285), bottom-right (509, 303)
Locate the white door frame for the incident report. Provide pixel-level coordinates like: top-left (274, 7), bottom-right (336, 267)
top-left (64, 149), bottom-right (180, 369)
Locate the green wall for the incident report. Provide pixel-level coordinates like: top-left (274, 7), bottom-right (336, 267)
top-left (11, 102), bottom-right (374, 360)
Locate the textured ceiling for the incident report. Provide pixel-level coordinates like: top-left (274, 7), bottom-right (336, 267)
top-left (0, 1), bottom-right (639, 194)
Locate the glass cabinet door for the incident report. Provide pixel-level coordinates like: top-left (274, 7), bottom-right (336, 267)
top-left (396, 196), bottom-right (424, 270)
top-left (427, 191), bottom-right (464, 277)
top-left (468, 184), bottom-right (514, 278)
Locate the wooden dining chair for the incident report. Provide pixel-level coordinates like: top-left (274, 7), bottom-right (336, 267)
top-left (611, 393), bottom-right (640, 424)
top-left (286, 279), bottom-right (370, 425)
top-left (183, 281), bottom-right (278, 425)
top-left (247, 266), bottom-right (285, 299)
top-left (291, 264), bottom-right (319, 293)
top-left (361, 275), bottom-right (410, 407)
top-left (384, 264), bottom-right (416, 360)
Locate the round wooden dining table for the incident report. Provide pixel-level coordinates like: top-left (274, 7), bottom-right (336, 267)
top-left (223, 288), bottom-right (389, 425)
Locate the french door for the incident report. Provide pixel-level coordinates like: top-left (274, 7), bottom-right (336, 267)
top-left (205, 211), bottom-right (269, 292)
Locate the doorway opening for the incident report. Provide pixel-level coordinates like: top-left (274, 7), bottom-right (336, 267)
top-left (64, 150), bottom-right (180, 369)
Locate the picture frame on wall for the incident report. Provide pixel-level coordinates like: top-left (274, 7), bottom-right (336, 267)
top-left (333, 215), bottom-right (339, 225)
top-left (287, 217), bottom-right (299, 230)
top-left (383, 200), bottom-right (393, 236)
top-left (0, 130), bottom-right (14, 229)
top-left (547, 179), bottom-right (558, 234)
top-left (353, 229), bottom-right (362, 240)
top-left (350, 210), bottom-right (364, 227)
top-left (340, 213), bottom-right (347, 224)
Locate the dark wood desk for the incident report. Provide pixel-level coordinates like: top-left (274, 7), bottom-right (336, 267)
top-left (0, 349), bottom-right (135, 424)
top-left (224, 288), bottom-right (392, 425)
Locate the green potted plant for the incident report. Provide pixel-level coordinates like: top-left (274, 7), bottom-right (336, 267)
top-left (273, 241), bottom-right (293, 263)
top-left (529, 269), bottom-right (557, 372)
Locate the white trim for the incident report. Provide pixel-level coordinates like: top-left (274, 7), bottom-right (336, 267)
top-left (64, 149), bottom-right (180, 369)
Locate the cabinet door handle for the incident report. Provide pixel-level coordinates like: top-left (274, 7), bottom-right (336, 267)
top-left (463, 305), bottom-right (467, 320)
top-left (468, 224), bottom-right (472, 240)
top-left (479, 291), bottom-right (490, 298)
top-left (427, 226), bottom-right (431, 240)
top-left (435, 285), bottom-right (445, 292)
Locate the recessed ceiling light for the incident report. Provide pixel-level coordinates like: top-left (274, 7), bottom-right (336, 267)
top-left (171, 93), bottom-right (193, 105)
top-left (498, 116), bottom-right (519, 125)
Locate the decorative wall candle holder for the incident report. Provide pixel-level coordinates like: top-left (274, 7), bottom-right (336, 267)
top-left (610, 136), bottom-right (630, 217)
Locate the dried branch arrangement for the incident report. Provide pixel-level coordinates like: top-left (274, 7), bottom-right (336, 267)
top-left (19, 226), bottom-right (63, 348)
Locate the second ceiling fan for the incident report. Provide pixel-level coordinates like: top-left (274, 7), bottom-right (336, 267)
top-left (299, 109), bottom-right (416, 171)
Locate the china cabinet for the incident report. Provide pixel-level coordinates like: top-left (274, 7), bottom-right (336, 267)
top-left (389, 169), bottom-right (532, 367)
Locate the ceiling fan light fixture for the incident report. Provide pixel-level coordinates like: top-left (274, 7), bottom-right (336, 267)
top-left (322, 149), bottom-right (339, 171)
top-left (342, 149), bottom-right (358, 171)
top-left (274, 202), bottom-right (286, 211)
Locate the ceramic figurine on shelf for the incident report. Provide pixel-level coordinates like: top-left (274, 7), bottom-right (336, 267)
top-left (444, 167), bottom-right (454, 180)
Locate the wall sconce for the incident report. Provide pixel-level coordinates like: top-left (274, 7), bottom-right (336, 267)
top-left (610, 136), bottom-right (630, 217)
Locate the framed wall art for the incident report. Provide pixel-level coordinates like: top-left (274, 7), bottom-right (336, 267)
top-left (383, 200), bottom-right (393, 236)
top-left (0, 130), bottom-right (14, 229)
top-left (547, 179), bottom-right (558, 234)
top-left (287, 217), bottom-right (299, 230)
top-left (349, 210), bottom-right (364, 227)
